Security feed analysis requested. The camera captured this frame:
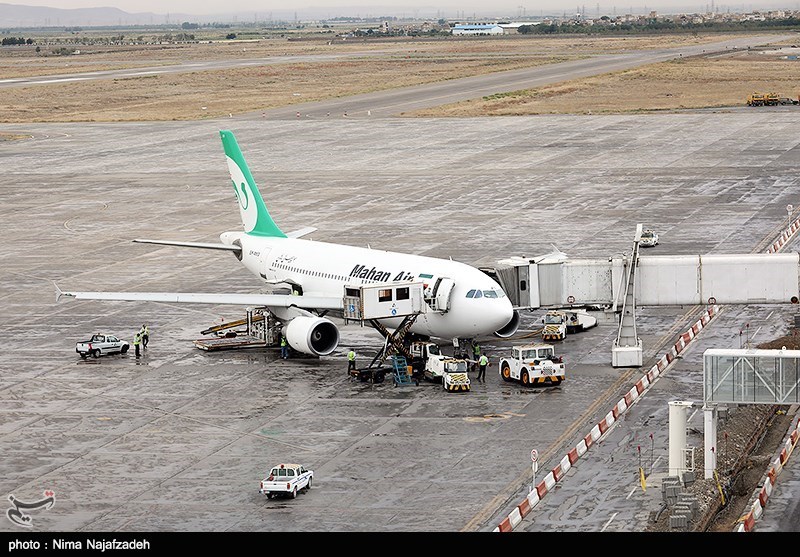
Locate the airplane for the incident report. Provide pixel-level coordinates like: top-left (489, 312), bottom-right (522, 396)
top-left (56, 130), bottom-right (520, 357)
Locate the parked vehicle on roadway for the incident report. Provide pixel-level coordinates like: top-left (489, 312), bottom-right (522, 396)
top-left (75, 333), bottom-right (129, 359)
top-left (259, 463), bottom-right (313, 499)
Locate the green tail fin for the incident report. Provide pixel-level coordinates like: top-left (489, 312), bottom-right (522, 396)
top-left (220, 130), bottom-right (286, 238)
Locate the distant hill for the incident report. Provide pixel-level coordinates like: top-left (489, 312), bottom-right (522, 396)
top-left (0, 3), bottom-right (401, 28)
top-left (3, 1), bottom-right (792, 29)
top-left (0, 3), bottom-right (363, 28)
top-left (0, 3), bottom-right (196, 27)
top-left (0, 2), bottom-right (476, 28)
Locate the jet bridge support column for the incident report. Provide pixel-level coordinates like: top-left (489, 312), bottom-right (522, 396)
top-left (612, 225), bottom-right (643, 367)
top-left (703, 404), bottom-right (718, 480)
top-left (669, 401), bottom-right (693, 477)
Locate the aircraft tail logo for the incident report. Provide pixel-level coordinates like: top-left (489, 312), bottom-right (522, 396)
top-left (219, 130), bottom-right (286, 238)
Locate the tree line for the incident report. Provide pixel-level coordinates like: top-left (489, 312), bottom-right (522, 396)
top-left (1, 37), bottom-right (34, 45)
top-left (518, 17), bottom-right (800, 34)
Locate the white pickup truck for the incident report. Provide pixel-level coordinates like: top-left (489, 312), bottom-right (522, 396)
top-left (259, 463), bottom-right (313, 499)
top-left (75, 333), bottom-right (130, 359)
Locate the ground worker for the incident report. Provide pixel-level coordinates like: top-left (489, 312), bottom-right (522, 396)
top-left (280, 336), bottom-right (289, 359)
top-left (133, 331), bottom-right (141, 358)
top-left (472, 341), bottom-right (481, 372)
top-left (347, 349), bottom-right (356, 374)
top-left (477, 353), bottom-right (489, 382)
top-left (140, 324), bottom-right (149, 350)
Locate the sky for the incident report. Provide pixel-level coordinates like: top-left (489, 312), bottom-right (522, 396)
top-left (6, 0), bottom-right (800, 16)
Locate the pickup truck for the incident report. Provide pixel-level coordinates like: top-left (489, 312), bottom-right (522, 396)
top-left (76, 333), bottom-right (129, 359)
top-left (259, 463), bottom-right (313, 499)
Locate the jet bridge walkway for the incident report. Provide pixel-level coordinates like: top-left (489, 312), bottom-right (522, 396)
top-left (482, 217), bottom-right (800, 367)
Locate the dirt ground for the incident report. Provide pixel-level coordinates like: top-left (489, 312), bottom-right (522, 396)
top-left (411, 46), bottom-right (800, 117)
top-left (0, 32), bottom-right (792, 122)
top-left (646, 330), bottom-right (800, 532)
top-left (0, 56), bottom-right (575, 122)
top-left (0, 32), bottom-right (750, 78)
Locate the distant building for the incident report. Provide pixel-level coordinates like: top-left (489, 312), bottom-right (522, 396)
top-left (498, 22), bottom-right (542, 33)
top-left (451, 24), bottom-right (504, 35)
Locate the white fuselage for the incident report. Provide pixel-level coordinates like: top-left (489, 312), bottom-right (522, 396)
top-left (223, 232), bottom-right (514, 340)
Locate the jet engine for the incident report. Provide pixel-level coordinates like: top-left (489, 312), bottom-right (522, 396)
top-left (493, 310), bottom-right (521, 338)
top-left (284, 316), bottom-right (340, 357)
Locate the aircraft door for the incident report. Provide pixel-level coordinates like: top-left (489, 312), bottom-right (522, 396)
top-left (432, 277), bottom-right (455, 313)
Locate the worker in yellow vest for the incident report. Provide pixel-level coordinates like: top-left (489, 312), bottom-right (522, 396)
top-left (280, 336), bottom-right (289, 359)
top-left (133, 332), bottom-right (141, 359)
top-left (140, 324), bottom-right (149, 350)
top-left (477, 354), bottom-right (489, 382)
top-left (347, 349), bottom-right (356, 373)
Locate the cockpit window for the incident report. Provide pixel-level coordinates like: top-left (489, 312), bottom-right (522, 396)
top-left (468, 288), bottom-right (506, 299)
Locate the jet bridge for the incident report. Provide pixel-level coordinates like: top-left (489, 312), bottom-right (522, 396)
top-left (483, 224), bottom-right (800, 367)
top-left (698, 347), bottom-right (800, 478)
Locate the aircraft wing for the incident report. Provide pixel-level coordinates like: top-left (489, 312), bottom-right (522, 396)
top-left (55, 285), bottom-right (342, 310)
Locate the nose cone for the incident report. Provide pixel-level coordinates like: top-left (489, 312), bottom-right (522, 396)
top-left (440, 293), bottom-right (516, 339)
top-left (495, 296), bottom-right (514, 328)
top-left (493, 298), bottom-right (520, 338)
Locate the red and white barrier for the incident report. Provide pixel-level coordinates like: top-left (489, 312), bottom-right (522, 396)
top-left (731, 210), bottom-right (800, 530)
top-left (766, 215), bottom-right (800, 253)
top-left (494, 305), bottom-right (720, 532)
top-left (735, 415), bottom-right (800, 532)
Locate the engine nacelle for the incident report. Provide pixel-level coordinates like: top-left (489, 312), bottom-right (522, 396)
top-left (494, 310), bottom-right (521, 339)
top-left (285, 316), bottom-right (340, 357)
